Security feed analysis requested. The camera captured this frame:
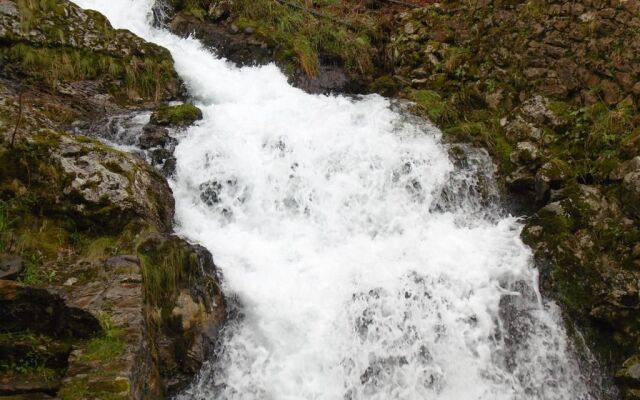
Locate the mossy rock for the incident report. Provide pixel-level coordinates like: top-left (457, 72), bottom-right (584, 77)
top-left (0, 0), bottom-right (183, 104)
top-left (150, 104), bottom-right (203, 127)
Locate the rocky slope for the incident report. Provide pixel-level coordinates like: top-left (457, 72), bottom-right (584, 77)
top-left (384, 2), bottom-right (640, 398)
top-left (0, 0), bottom-right (225, 398)
top-left (157, 0), bottom-right (639, 398)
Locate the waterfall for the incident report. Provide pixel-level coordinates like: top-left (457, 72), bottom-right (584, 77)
top-left (72, 1), bottom-right (601, 399)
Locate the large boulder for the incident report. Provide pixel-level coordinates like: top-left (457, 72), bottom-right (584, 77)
top-left (0, 130), bottom-right (174, 234)
top-left (0, 0), bottom-right (182, 104)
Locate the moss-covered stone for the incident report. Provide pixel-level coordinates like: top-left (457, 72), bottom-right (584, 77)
top-left (0, 0), bottom-right (183, 104)
top-left (150, 103), bottom-right (203, 127)
top-left (137, 233), bottom-right (226, 393)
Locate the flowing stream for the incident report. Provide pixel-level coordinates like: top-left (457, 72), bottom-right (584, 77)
top-left (73, 1), bottom-right (601, 398)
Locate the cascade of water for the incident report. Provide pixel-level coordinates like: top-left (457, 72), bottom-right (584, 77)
top-left (71, 1), bottom-right (602, 399)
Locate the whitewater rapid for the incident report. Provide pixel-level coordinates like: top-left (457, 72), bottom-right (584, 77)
top-left (72, 1), bottom-right (600, 399)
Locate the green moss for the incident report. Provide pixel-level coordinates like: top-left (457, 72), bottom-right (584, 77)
top-left (59, 379), bottom-right (91, 400)
top-left (369, 75), bottom-right (399, 97)
top-left (150, 103), bottom-right (203, 127)
top-left (84, 236), bottom-right (119, 260)
top-left (138, 239), bottom-right (187, 311)
top-left (409, 90), bottom-right (455, 124)
top-left (79, 313), bottom-right (124, 362)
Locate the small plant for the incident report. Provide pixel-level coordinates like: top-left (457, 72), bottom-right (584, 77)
top-left (80, 313), bottom-right (124, 362)
top-left (19, 251), bottom-right (56, 285)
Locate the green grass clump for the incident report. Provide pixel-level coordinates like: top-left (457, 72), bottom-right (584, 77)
top-left (170, 0), bottom-right (378, 78)
top-left (3, 43), bottom-right (175, 102)
top-left (80, 313), bottom-right (123, 362)
top-left (409, 90), bottom-right (456, 124)
top-left (138, 242), bottom-right (186, 310)
top-left (19, 251), bottom-right (57, 285)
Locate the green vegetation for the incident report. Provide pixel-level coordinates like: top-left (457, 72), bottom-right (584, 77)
top-left (150, 103), bottom-right (203, 126)
top-left (79, 313), bottom-right (124, 362)
top-left (138, 236), bottom-right (188, 312)
top-left (58, 376), bottom-right (130, 400)
top-left (174, 0), bottom-right (378, 77)
top-left (409, 90), bottom-right (455, 125)
top-left (19, 252), bottom-right (57, 285)
top-left (0, 331), bottom-right (63, 380)
top-left (16, 0), bottom-right (65, 32)
top-left (2, 44), bottom-right (175, 102)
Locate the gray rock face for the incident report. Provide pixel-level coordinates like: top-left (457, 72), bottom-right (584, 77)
top-left (520, 95), bottom-right (565, 127)
top-left (52, 134), bottom-right (174, 232)
top-left (0, 0), bottom-right (17, 17)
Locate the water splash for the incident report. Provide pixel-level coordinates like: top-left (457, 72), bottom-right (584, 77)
top-left (71, 1), bottom-right (602, 398)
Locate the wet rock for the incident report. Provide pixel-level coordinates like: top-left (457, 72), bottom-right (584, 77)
top-left (510, 142), bottom-right (539, 165)
top-left (138, 125), bottom-right (172, 149)
top-left (506, 166), bottom-right (536, 193)
top-left (161, 156), bottom-right (177, 177)
top-left (535, 159), bottom-right (573, 204)
top-left (150, 104), bottom-right (203, 127)
top-left (137, 234), bottom-right (226, 394)
top-left (150, 148), bottom-right (174, 165)
top-left (0, 255), bottom-right (22, 280)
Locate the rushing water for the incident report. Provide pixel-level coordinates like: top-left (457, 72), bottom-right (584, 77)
top-left (72, 1), bottom-right (601, 398)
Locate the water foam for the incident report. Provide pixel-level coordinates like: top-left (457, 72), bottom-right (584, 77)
top-left (71, 1), bottom-right (600, 398)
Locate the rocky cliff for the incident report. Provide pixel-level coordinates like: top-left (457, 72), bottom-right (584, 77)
top-left (0, 0), bottom-right (225, 398)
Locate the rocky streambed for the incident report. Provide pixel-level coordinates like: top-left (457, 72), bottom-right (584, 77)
top-left (1, 0), bottom-right (640, 399)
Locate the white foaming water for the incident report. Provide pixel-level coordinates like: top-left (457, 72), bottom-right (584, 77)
top-left (72, 1), bottom-right (600, 398)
